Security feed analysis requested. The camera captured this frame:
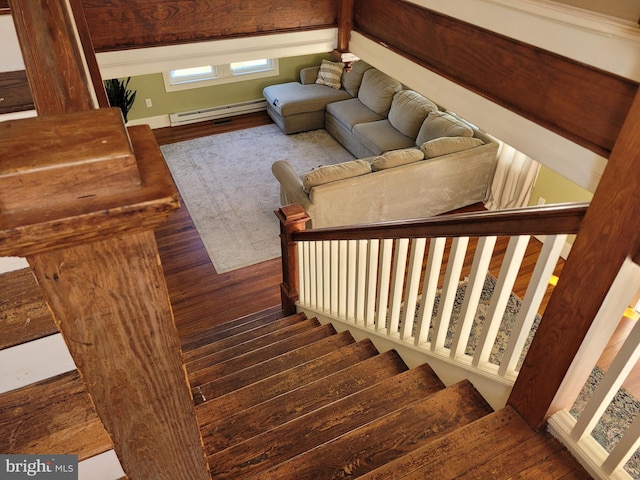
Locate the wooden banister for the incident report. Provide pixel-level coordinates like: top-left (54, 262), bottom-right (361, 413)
top-left (290, 202), bottom-right (589, 243)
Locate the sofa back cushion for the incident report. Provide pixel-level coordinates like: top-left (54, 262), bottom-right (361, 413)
top-left (420, 136), bottom-right (485, 158)
top-left (416, 111), bottom-right (474, 146)
top-left (388, 90), bottom-right (438, 138)
top-left (302, 159), bottom-right (372, 193)
top-left (358, 69), bottom-right (402, 116)
top-left (370, 148), bottom-right (424, 171)
top-left (342, 60), bottom-right (372, 97)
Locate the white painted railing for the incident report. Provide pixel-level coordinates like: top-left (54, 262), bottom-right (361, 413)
top-left (297, 232), bottom-right (566, 394)
top-left (548, 258), bottom-right (640, 480)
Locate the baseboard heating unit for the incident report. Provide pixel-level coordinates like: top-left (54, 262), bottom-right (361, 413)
top-left (169, 98), bottom-right (267, 127)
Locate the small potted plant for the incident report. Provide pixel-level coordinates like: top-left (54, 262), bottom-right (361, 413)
top-left (104, 77), bottom-right (137, 123)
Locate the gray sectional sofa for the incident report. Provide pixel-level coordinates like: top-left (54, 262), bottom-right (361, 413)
top-left (264, 60), bottom-right (499, 228)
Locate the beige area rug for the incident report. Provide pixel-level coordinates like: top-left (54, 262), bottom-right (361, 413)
top-left (160, 124), bottom-right (354, 273)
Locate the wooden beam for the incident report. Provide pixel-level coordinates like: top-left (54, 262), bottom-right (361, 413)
top-left (353, 0), bottom-right (638, 158)
top-left (9, 0), bottom-right (96, 114)
top-left (337, 0), bottom-right (354, 53)
top-left (509, 89), bottom-right (640, 429)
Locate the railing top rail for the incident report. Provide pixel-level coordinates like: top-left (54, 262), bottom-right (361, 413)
top-left (291, 202), bottom-right (589, 243)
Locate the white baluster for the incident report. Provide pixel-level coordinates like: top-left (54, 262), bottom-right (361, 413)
top-left (338, 240), bottom-right (348, 319)
top-left (299, 241), bottom-right (310, 306)
top-left (572, 319), bottom-right (640, 444)
top-left (387, 238), bottom-right (410, 337)
top-left (472, 235), bottom-right (530, 368)
top-left (322, 241), bottom-right (331, 313)
top-left (499, 234), bottom-right (566, 376)
top-left (356, 239), bottom-right (369, 325)
top-left (400, 238), bottom-right (427, 341)
top-left (365, 239), bottom-right (380, 328)
top-left (347, 239), bottom-right (358, 323)
top-left (450, 236), bottom-right (497, 360)
top-left (330, 240), bottom-right (339, 317)
top-left (309, 241), bottom-right (317, 309)
top-left (415, 237), bottom-right (445, 346)
top-left (602, 409), bottom-right (640, 475)
top-left (431, 236), bottom-right (469, 353)
top-left (376, 238), bottom-right (394, 332)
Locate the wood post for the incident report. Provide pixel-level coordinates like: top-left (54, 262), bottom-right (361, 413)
top-left (509, 89), bottom-right (640, 429)
top-left (0, 111), bottom-right (211, 479)
top-left (276, 204), bottom-right (311, 316)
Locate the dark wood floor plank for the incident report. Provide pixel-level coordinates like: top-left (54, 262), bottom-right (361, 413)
top-left (206, 364), bottom-right (447, 479)
top-left (200, 350), bottom-right (409, 453)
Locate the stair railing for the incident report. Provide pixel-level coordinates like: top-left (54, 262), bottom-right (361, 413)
top-left (547, 255), bottom-right (640, 480)
top-left (278, 202), bottom-right (588, 408)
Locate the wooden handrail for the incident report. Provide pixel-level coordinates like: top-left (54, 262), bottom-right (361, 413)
top-left (289, 202), bottom-right (589, 243)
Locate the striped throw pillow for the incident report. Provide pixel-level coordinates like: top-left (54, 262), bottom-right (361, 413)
top-left (315, 60), bottom-right (345, 89)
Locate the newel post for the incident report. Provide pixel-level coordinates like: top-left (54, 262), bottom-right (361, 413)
top-left (276, 204), bottom-right (311, 315)
top-left (0, 109), bottom-right (211, 479)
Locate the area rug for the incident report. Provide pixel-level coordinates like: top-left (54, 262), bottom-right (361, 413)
top-left (160, 124), bottom-right (354, 273)
top-left (412, 274), bottom-right (639, 477)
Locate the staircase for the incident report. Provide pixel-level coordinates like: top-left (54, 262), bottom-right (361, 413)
top-left (182, 309), bottom-right (590, 479)
top-left (0, 267), bottom-right (592, 478)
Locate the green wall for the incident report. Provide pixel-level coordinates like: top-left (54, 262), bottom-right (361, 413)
top-left (122, 53), bottom-right (331, 121)
top-left (528, 165), bottom-right (593, 207)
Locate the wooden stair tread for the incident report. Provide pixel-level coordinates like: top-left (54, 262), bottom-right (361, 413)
top-left (200, 350), bottom-right (409, 453)
top-left (206, 363), bottom-right (447, 479)
top-left (189, 322), bottom-right (337, 387)
top-left (195, 339), bottom-right (380, 424)
top-left (0, 371), bottom-right (112, 461)
top-left (359, 406), bottom-right (590, 480)
top-left (181, 306), bottom-right (290, 352)
top-left (0, 268), bottom-right (57, 350)
top-left (183, 312), bottom-right (307, 361)
top-left (257, 379), bottom-right (492, 480)
top-left (186, 317), bottom-right (320, 372)
top-left (193, 330), bottom-right (355, 403)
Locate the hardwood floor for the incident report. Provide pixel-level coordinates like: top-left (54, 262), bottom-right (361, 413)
top-left (152, 111), bottom-right (639, 398)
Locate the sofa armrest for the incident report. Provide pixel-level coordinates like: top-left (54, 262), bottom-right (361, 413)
top-left (271, 160), bottom-right (314, 212)
top-left (300, 66), bottom-right (320, 85)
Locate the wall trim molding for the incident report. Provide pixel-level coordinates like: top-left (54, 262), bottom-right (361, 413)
top-left (405, 0), bottom-right (640, 82)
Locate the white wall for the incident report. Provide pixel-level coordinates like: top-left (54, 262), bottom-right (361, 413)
top-left (0, 15), bottom-right (24, 71)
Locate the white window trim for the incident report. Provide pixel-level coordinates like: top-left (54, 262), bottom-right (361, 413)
top-left (163, 59), bottom-right (279, 92)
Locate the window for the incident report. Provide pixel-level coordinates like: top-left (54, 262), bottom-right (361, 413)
top-left (164, 58), bottom-right (278, 92)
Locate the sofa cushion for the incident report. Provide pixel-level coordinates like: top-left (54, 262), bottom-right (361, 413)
top-left (421, 136), bottom-right (485, 158)
top-left (388, 90), bottom-right (438, 139)
top-left (302, 159), bottom-right (372, 193)
top-left (416, 111), bottom-right (475, 146)
top-left (342, 60), bottom-right (372, 97)
top-left (325, 98), bottom-right (385, 132)
top-left (370, 148), bottom-right (424, 171)
top-left (352, 119), bottom-right (416, 156)
top-left (357, 69), bottom-right (402, 116)
top-left (263, 82), bottom-right (352, 116)
top-left (315, 59), bottom-right (345, 89)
